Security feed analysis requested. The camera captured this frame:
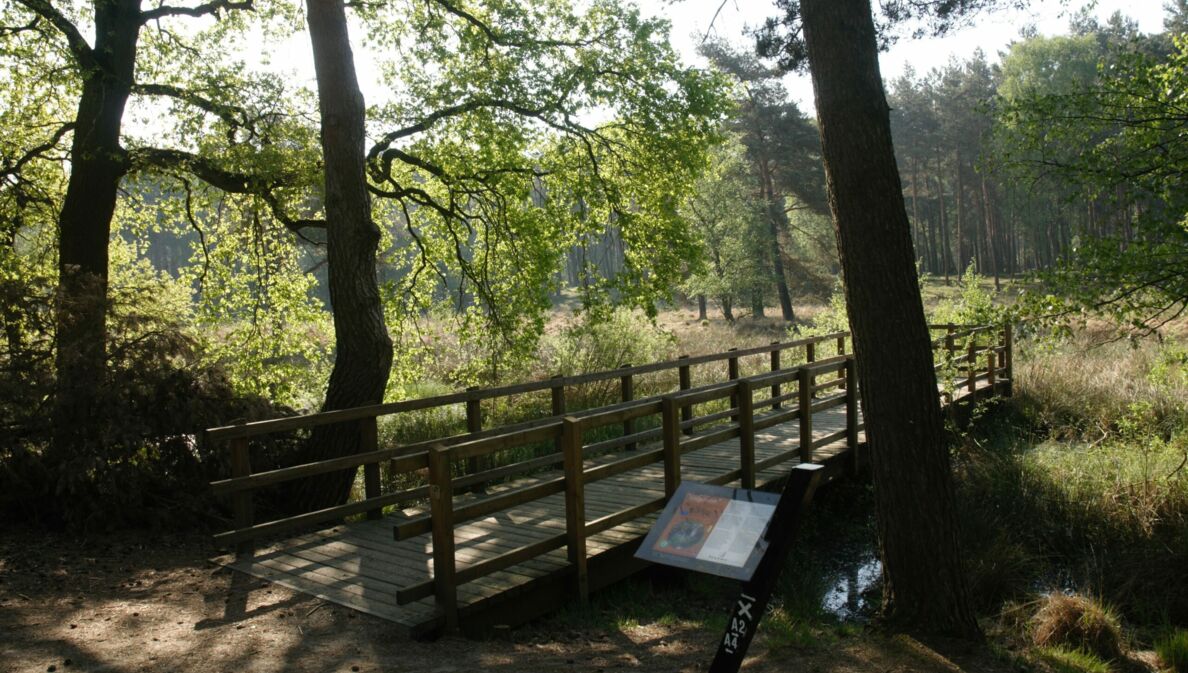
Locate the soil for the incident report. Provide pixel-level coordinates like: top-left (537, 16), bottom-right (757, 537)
top-left (1, 530), bottom-right (1019, 673)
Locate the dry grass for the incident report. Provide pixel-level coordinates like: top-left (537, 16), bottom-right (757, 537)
top-left (1031, 593), bottom-right (1126, 662)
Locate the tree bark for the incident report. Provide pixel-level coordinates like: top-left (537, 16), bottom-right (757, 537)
top-left (294, 0), bottom-right (394, 511)
top-left (800, 0), bottom-right (980, 637)
top-left (51, 0), bottom-right (142, 458)
top-left (697, 294), bottom-right (707, 321)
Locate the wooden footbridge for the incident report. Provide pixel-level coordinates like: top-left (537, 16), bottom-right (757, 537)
top-left (206, 324), bottom-right (1012, 637)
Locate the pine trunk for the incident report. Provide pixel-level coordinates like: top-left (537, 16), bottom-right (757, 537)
top-left (800, 0), bottom-right (980, 637)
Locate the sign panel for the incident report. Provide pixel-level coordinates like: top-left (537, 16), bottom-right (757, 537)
top-left (635, 482), bottom-right (779, 581)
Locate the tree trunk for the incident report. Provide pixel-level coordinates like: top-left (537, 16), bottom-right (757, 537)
top-left (935, 149), bottom-right (950, 284)
top-left (697, 294), bottom-right (707, 321)
top-left (720, 296), bottom-right (734, 322)
top-left (955, 149), bottom-right (966, 272)
top-left (51, 0), bottom-right (141, 459)
top-left (761, 163), bottom-right (796, 321)
top-left (800, 0), bottom-right (980, 637)
top-left (293, 0), bottom-right (394, 512)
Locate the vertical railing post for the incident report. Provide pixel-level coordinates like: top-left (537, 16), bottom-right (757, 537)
top-left (661, 396), bottom-right (682, 498)
top-left (678, 355), bottom-right (693, 435)
top-left (836, 334), bottom-right (847, 390)
top-left (798, 367), bottom-right (814, 463)
top-left (738, 380), bottom-right (756, 489)
top-left (229, 422), bottom-right (253, 556)
top-left (805, 341), bottom-right (816, 398)
top-left (770, 342), bottom-right (782, 410)
top-left (620, 364), bottom-right (635, 451)
top-left (1004, 323), bottom-right (1014, 397)
top-left (427, 444), bottom-right (458, 631)
top-left (987, 343), bottom-right (997, 391)
top-left (361, 416), bottom-right (382, 520)
top-left (728, 348), bottom-right (740, 421)
top-left (561, 417), bottom-right (589, 604)
top-left (464, 388), bottom-right (483, 492)
top-left (967, 340), bottom-right (977, 395)
top-left (845, 357), bottom-right (859, 474)
top-left (551, 376), bottom-right (566, 455)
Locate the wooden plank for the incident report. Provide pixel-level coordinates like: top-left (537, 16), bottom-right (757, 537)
top-left (678, 356), bottom-right (693, 435)
top-left (621, 365), bottom-right (636, 451)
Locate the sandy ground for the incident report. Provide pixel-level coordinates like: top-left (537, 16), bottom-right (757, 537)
top-left (1, 530), bottom-right (1019, 673)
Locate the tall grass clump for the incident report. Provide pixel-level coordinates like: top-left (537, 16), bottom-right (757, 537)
top-left (1156, 629), bottom-right (1188, 672)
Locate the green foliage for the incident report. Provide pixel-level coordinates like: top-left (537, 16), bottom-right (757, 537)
top-left (1156, 629), bottom-right (1188, 673)
top-left (1000, 34), bottom-right (1188, 334)
top-left (931, 265), bottom-right (1007, 326)
top-left (679, 139), bottom-right (770, 316)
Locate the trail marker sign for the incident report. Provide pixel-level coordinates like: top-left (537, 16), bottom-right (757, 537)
top-left (634, 463), bottom-right (826, 673)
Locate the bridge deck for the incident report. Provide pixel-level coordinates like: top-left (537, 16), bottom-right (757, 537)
top-left (219, 405), bottom-right (864, 636)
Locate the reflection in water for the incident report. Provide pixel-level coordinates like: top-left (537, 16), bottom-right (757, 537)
top-left (820, 555), bottom-right (881, 621)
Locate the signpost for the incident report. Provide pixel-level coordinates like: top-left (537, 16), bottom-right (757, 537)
top-left (635, 463), bottom-right (826, 673)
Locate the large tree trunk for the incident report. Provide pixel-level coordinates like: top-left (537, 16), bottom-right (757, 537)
top-left (295, 0), bottom-right (394, 512)
top-left (51, 0), bottom-right (141, 459)
top-left (800, 0), bottom-right (980, 637)
top-left (760, 163), bottom-right (796, 321)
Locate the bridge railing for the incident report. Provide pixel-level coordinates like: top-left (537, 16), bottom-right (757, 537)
top-left (206, 330), bottom-right (854, 548)
top-left (206, 323), bottom-right (1013, 629)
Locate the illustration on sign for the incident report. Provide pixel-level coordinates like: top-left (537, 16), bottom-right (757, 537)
top-left (636, 482), bottom-right (779, 581)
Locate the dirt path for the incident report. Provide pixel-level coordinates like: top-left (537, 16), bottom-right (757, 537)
top-left (1, 530), bottom-right (1011, 673)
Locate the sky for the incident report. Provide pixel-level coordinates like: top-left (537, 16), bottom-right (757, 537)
top-left (635, 0), bottom-right (1170, 113)
top-left (262, 0), bottom-right (1171, 122)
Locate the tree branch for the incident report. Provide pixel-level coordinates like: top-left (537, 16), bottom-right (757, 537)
top-left (139, 0), bottom-right (253, 23)
top-left (13, 0), bottom-right (94, 68)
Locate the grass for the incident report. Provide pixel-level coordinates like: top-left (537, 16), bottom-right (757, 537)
top-left (1033, 646), bottom-right (1113, 673)
top-left (1031, 593), bottom-right (1125, 661)
top-left (1156, 630), bottom-right (1188, 673)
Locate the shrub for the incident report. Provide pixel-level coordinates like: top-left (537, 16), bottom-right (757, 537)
top-left (1031, 593), bottom-right (1125, 662)
top-left (1156, 630), bottom-right (1188, 673)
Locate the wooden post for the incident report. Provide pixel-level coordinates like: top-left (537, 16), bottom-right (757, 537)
top-left (728, 348), bottom-right (740, 421)
top-left (967, 340), bottom-right (977, 394)
top-left (229, 428), bottom-right (254, 556)
top-left (678, 355), bottom-right (693, 435)
top-left (661, 396), bottom-right (682, 497)
top-left (805, 341), bottom-right (816, 399)
top-left (845, 357), bottom-right (859, 474)
top-left (798, 367), bottom-right (814, 463)
top-left (836, 335), bottom-right (847, 390)
top-left (464, 388), bottom-right (483, 491)
top-left (1003, 323), bottom-right (1014, 397)
top-left (561, 417), bottom-right (589, 604)
top-left (987, 344), bottom-right (996, 391)
top-left (427, 444), bottom-right (458, 631)
top-left (620, 364), bottom-right (635, 451)
top-left (361, 416), bottom-right (382, 520)
top-left (770, 342), bottom-right (782, 410)
top-left (551, 376), bottom-right (566, 454)
top-left (738, 380), bottom-right (756, 489)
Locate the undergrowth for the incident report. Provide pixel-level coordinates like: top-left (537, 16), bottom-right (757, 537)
top-left (955, 331), bottom-right (1188, 625)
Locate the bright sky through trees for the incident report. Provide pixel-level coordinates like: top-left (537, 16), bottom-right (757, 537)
top-left (645, 0), bottom-right (1167, 113)
top-left (257, 0), bottom-right (1166, 121)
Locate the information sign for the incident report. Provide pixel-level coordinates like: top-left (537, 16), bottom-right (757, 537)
top-left (635, 483), bottom-right (779, 581)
